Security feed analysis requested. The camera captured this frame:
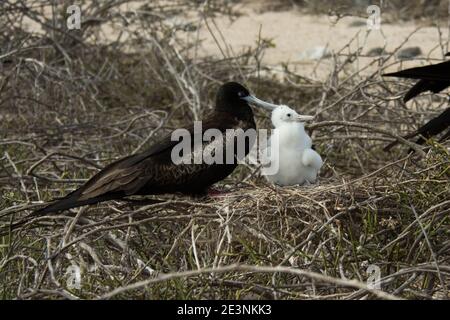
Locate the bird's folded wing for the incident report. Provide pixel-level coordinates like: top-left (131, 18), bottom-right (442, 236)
top-left (78, 164), bottom-right (144, 200)
top-left (302, 149), bottom-right (323, 170)
top-left (383, 62), bottom-right (450, 82)
top-left (403, 80), bottom-right (450, 102)
top-left (76, 132), bottom-right (181, 201)
top-left (76, 113), bottom-right (240, 201)
top-left (415, 107), bottom-right (450, 136)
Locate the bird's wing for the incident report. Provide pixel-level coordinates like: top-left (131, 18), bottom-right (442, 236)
top-left (74, 133), bottom-right (182, 200)
top-left (383, 61), bottom-right (450, 82)
top-left (413, 107), bottom-right (450, 144)
top-left (28, 112), bottom-right (247, 216)
top-left (384, 107), bottom-right (450, 151)
top-left (403, 80), bottom-right (450, 102)
top-left (382, 59), bottom-right (450, 151)
top-left (301, 149), bottom-right (323, 170)
top-left (78, 160), bottom-right (149, 199)
top-left (73, 112), bottom-right (241, 201)
top-left (439, 126), bottom-right (450, 142)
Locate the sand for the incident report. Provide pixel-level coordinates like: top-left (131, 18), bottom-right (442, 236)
top-left (192, 1), bottom-right (449, 79)
top-left (21, 1), bottom-right (450, 80)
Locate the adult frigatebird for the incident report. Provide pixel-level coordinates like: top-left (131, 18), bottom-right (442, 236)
top-left (383, 54), bottom-right (450, 150)
top-left (27, 82), bottom-right (278, 216)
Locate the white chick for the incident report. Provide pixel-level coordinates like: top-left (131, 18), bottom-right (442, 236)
top-left (262, 105), bottom-right (323, 186)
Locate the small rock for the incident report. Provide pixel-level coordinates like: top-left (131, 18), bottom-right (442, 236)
top-left (366, 47), bottom-right (388, 57)
top-left (397, 47), bottom-right (422, 60)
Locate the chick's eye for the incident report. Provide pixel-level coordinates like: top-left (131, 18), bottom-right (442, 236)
top-left (287, 113), bottom-right (291, 117)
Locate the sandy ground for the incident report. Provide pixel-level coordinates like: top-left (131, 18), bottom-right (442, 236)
top-left (23, 1), bottom-right (450, 80)
top-left (192, 1), bottom-right (449, 79)
top-left (199, 3), bottom-right (449, 62)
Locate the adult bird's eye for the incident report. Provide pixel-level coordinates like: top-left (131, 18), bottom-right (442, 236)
top-left (238, 91), bottom-right (245, 97)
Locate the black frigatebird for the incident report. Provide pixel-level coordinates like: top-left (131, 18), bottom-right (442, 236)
top-left (383, 54), bottom-right (450, 151)
top-left (19, 82), bottom-right (278, 219)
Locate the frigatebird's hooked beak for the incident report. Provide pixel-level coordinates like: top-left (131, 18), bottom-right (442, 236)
top-left (293, 114), bottom-right (315, 122)
top-left (241, 95), bottom-right (279, 110)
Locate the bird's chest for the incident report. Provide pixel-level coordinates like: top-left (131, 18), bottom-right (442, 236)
top-left (276, 125), bottom-right (311, 150)
top-left (181, 117), bottom-right (256, 166)
top-left (235, 115), bottom-right (256, 131)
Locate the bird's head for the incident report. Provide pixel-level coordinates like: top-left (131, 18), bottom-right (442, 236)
top-left (215, 82), bottom-right (279, 114)
top-left (271, 105), bottom-right (314, 128)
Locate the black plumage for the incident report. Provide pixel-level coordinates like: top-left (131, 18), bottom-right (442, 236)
top-left (383, 54), bottom-right (450, 150)
top-left (22, 82), bottom-right (273, 218)
top-left (384, 107), bottom-right (450, 151)
top-left (383, 56), bottom-right (450, 103)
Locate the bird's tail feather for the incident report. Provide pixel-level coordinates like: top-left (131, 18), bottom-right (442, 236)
top-left (1, 192), bottom-right (120, 235)
top-left (34, 193), bottom-right (117, 216)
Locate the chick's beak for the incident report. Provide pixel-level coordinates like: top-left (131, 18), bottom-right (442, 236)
top-left (293, 114), bottom-right (315, 122)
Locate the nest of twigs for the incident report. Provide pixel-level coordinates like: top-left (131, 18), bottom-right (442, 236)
top-left (0, 0), bottom-right (449, 299)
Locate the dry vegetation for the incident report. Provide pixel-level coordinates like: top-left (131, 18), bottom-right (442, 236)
top-left (0, 0), bottom-right (449, 299)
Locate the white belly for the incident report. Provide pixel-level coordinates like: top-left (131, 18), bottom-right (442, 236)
top-left (262, 130), bottom-right (320, 186)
